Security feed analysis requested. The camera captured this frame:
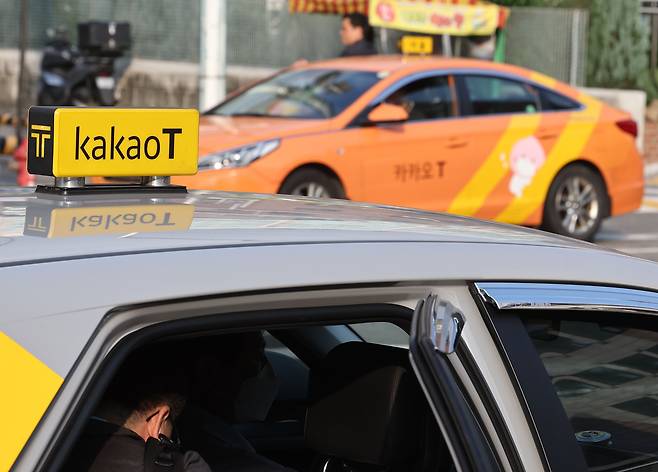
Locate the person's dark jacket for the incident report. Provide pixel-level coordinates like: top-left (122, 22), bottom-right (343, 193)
top-left (63, 418), bottom-right (210, 472)
top-left (340, 39), bottom-right (377, 57)
top-left (179, 405), bottom-right (297, 472)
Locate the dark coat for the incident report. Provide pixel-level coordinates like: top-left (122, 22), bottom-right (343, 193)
top-left (340, 39), bottom-right (377, 57)
top-left (179, 405), bottom-right (297, 472)
top-left (62, 418), bottom-right (210, 472)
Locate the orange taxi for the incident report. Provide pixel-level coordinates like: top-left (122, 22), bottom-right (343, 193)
top-left (180, 56), bottom-right (643, 240)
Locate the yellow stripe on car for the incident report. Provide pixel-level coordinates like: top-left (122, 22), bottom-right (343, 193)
top-left (0, 332), bottom-right (63, 471)
top-left (447, 114), bottom-right (542, 216)
top-left (494, 95), bottom-right (603, 224)
top-left (529, 71), bottom-right (557, 89)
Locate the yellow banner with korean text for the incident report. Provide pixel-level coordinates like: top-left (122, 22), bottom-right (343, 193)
top-left (369, 0), bottom-right (507, 36)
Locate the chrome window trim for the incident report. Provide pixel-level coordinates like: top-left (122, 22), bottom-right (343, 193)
top-left (475, 282), bottom-right (658, 315)
top-left (370, 68), bottom-right (584, 112)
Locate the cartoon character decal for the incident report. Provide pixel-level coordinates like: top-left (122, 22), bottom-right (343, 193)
top-left (505, 136), bottom-right (547, 197)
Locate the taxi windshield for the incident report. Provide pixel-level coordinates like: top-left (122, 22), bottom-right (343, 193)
top-left (209, 68), bottom-right (380, 119)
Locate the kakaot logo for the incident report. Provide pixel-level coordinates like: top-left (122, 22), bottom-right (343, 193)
top-left (30, 124), bottom-right (52, 158)
top-left (75, 126), bottom-right (183, 161)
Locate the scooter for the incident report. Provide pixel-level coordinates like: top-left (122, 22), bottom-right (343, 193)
top-left (37, 24), bottom-right (130, 107)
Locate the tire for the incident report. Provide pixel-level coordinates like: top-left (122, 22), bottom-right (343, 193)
top-left (542, 165), bottom-right (608, 241)
top-left (279, 168), bottom-right (345, 199)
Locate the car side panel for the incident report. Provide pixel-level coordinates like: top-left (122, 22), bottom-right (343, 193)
top-left (172, 130), bottom-right (348, 195)
top-left (0, 332), bottom-right (63, 472)
top-left (491, 93), bottom-right (604, 226)
top-left (577, 108), bottom-right (644, 217)
top-left (444, 112), bottom-right (544, 217)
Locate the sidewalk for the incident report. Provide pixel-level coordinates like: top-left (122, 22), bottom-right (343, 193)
top-left (641, 169), bottom-right (658, 211)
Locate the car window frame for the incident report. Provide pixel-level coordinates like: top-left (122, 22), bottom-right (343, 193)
top-left (456, 73), bottom-right (542, 118)
top-left (410, 295), bottom-right (503, 472)
top-left (18, 284), bottom-right (454, 472)
top-left (380, 74), bottom-right (459, 123)
top-left (348, 70), bottom-right (459, 127)
top-left (535, 86), bottom-right (584, 112)
top-left (350, 68), bottom-right (584, 128)
top-left (453, 71), bottom-right (584, 118)
top-left (473, 282), bottom-right (658, 472)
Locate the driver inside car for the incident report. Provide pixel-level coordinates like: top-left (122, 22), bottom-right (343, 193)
top-left (63, 346), bottom-right (211, 472)
top-left (177, 332), bottom-right (297, 472)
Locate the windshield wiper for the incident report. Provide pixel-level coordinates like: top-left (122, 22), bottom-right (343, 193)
top-left (224, 112), bottom-right (274, 117)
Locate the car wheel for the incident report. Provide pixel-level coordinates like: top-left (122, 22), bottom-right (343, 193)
top-left (280, 169), bottom-right (345, 199)
top-left (543, 165), bottom-right (608, 241)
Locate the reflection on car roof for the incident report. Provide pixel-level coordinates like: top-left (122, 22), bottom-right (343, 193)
top-left (0, 188), bottom-right (596, 267)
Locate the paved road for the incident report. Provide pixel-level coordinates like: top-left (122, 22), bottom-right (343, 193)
top-left (596, 178), bottom-right (658, 262)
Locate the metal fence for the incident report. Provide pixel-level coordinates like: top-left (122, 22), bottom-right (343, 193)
top-left (0, 0), bottom-right (201, 62)
top-left (0, 0), bottom-right (344, 65)
top-left (505, 7), bottom-right (589, 85)
top-left (0, 1), bottom-right (588, 85)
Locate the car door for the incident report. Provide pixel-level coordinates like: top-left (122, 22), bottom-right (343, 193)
top-left (337, 73), bottom-right (468, 211)
top-left (475, 282), bottom-right (658, 472)
top-left (410, 294), bottom-right (501, 472)
top-left (449, 73), bottom-right (549, 221)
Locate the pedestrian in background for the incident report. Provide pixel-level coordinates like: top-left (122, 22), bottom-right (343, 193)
top-left (340, 13), bottom-right (377, 57)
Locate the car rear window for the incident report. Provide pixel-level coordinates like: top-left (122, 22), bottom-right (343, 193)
top-left (211, 68), bottom-right (380, 119)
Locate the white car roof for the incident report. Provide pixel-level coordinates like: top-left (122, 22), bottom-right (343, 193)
top-left (3, 187), bottom-right (658, 377)
top-left (0, 187), bottom-right (593, 267)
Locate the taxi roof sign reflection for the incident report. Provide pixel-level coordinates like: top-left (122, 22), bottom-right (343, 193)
top-left (24, 198), bottom-right (195, 238)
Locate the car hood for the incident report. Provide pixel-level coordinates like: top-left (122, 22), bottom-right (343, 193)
top-left (198, 115), bottom-right (331, 155)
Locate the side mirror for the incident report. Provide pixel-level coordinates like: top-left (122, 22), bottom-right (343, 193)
top-left (366, 102), bottom-right (409, 124)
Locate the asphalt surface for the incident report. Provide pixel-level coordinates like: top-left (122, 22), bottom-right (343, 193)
top-left (596, 178), bottom-right (658, 262)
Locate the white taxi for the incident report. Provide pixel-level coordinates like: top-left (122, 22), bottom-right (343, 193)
top-left (4, 107), bottom-right (658, 472)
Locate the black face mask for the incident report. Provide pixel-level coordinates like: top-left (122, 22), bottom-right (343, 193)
top-left (144, 434), bottom-right (185, 472)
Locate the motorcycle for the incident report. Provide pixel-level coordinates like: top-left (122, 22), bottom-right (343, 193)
top-left (37, 22), bottom-right (131, 107)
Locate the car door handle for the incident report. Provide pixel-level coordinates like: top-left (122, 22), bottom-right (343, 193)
top-left (538, 133), bottom-right (558, 140)
top-left (446, 141), bottom-right (468, 149)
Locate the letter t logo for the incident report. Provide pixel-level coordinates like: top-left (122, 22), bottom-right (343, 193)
top-left (30, 124), bottom-right (52, 158)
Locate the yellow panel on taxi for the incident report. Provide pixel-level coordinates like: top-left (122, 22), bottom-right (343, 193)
top-left (27, 107), bottom-right (199, 177)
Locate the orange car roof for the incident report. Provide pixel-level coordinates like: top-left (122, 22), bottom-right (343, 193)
top-left (304, 54), bottom-right (530, 76)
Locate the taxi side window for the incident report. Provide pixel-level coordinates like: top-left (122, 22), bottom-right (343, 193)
top-left (384, 75), bottom-right (456, 122)
top-left (523, 314), bottom-right (658, 471)
top-left (461, 75), bottom-right (540, 116)
top-left (538, 88), bottom-right (582, 111)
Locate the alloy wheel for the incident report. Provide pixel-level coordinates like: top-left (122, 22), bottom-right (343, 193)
top-left (555, 175), bottom-right (600, 237)
top-left (290, 182), bottom-right (331, 198)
